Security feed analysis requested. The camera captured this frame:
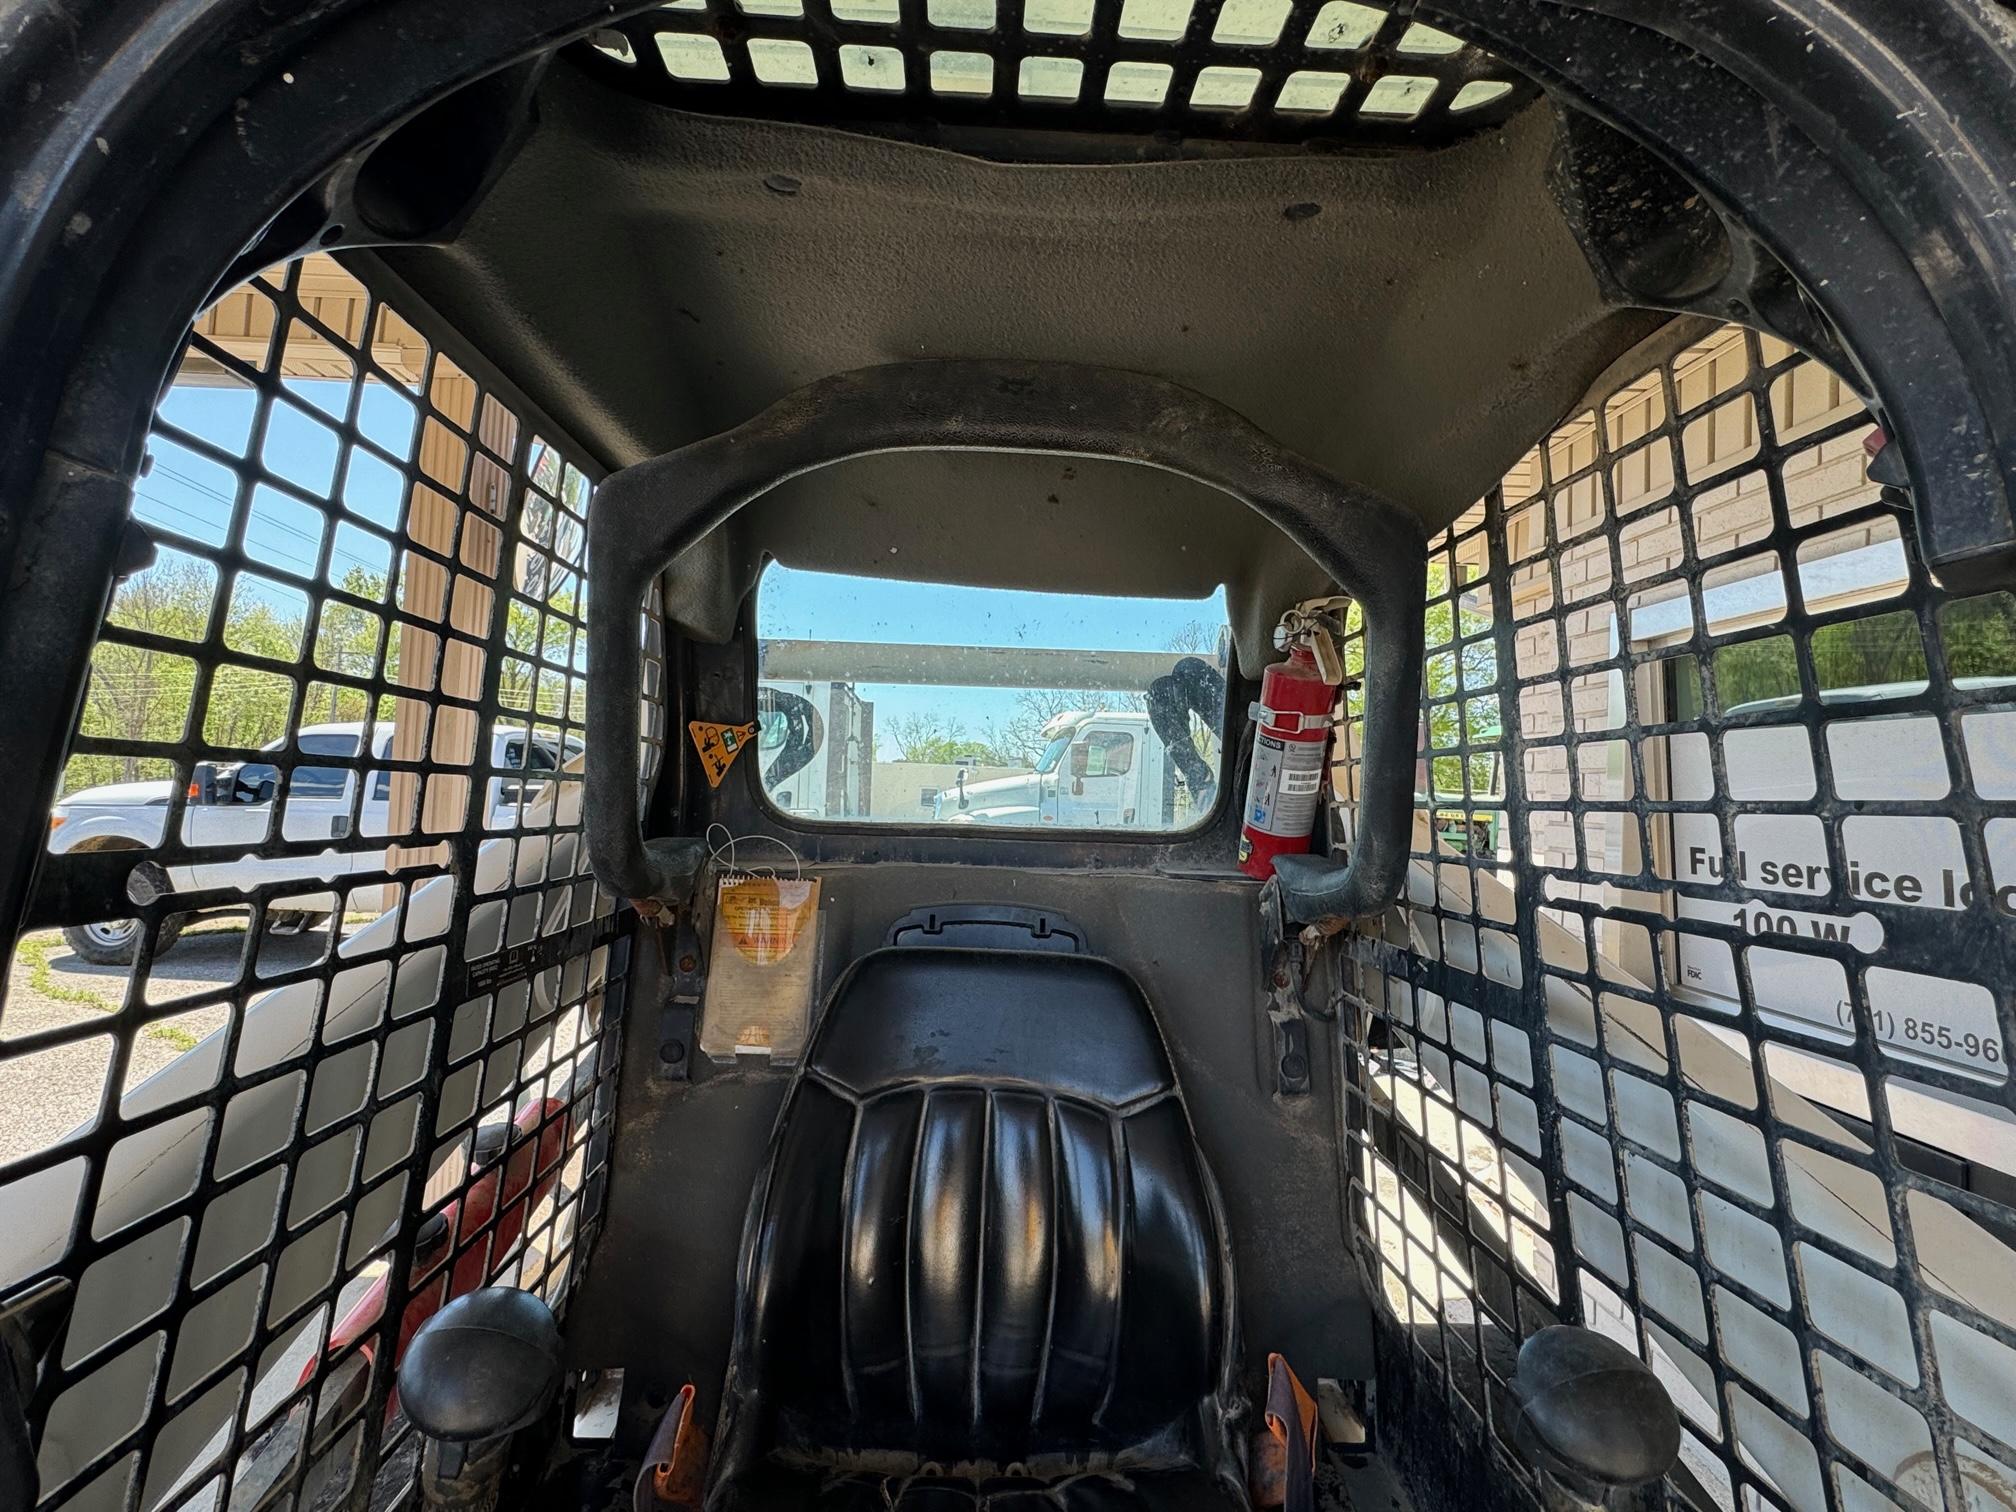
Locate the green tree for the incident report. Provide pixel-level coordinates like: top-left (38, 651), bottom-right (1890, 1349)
top-left (1414, 565), bottom-right (1501, 803)
top-left (65, 557), bottom-right (394, 795)
top-left (1942, 591), bottom-right (2016, 680)
top-left (498, 572), bottom-right (577, 719)
top-left (72, 557), bottom-right (214, 789)
top-left (310, 565), bottom-right (396, 719)
top-left (885, 712), bottom-right (1005, 764)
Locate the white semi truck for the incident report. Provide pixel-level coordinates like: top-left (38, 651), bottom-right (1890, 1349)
top-left (932, 708), bottom-right (1205, 829)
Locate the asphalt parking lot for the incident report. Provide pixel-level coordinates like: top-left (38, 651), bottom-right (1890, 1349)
top-left (2, 916), bottom-right (477, 1506)
top-left (0, 920), bottom-right (330, 1165)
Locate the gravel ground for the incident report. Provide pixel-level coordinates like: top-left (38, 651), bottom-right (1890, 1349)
top-left (5, 914), bottom-right (574, 1511)
top-left (0, 920), bottom-right (332, 1166)
top-left (4, 917), bottom-right (407, 1510)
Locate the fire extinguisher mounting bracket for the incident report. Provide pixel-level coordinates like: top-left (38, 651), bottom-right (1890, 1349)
top-left (1251, 705), bottom-right (1319, 735)
top-left (583, 360), bottom-right (1427, 926)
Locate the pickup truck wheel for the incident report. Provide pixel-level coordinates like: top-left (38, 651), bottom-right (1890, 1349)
top-left (62, 914), bottom-right (185, 967)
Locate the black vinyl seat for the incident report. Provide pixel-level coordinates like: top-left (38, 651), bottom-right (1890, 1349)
top-left (707, 947), bottom-right (1248, 1511)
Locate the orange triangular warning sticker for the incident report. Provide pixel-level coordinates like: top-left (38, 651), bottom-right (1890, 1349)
top-left (689, 720), bottom-right (761, 788)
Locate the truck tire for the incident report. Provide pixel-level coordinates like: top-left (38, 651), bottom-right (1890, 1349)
top-left (62, 913), bottom-right (184, 967)
top-left (57, 837), bottom-right (188, 965)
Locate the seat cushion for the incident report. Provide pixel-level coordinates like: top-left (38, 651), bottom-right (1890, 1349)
top-left (708, 947), bottom-right (1245, 1507)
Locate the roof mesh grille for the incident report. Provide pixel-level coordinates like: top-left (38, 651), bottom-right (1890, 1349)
top-left (576, 0), bottom-right (1535, 148)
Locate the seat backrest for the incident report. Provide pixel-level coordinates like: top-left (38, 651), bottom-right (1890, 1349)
top-left (711, 946), bottom-right (1240, 1487)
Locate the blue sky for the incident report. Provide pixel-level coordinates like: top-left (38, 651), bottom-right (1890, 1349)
top-left (137, 379), bottom-right (417, 600)
top-left (136, 377), bottom-right (1228, 759)
top-left (757, 565), bottom-right (1228, 756)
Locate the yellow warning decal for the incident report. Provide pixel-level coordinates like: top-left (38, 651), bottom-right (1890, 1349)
top-left (688, 720), bottom-right (761, 788)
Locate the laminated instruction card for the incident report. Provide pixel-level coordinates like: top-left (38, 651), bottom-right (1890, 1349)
top-left (700, 872), bottom-right (821, 1063)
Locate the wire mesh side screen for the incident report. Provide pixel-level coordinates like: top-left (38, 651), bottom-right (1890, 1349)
top-left (1331, 325), bottom-right (2016, 1512)
top-left (0, 253), bottom-right (667, 1512)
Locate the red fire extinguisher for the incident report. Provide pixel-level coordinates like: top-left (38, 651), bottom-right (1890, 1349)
top-left (1239, 605), bottom-right (1347, 881)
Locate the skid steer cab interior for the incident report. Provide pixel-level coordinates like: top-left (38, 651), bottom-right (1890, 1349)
top-left (4, 4), bottom-right (2016, 1512)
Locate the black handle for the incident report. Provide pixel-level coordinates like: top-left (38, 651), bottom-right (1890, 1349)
top-left (583, 360), bottom-right (1426, 926)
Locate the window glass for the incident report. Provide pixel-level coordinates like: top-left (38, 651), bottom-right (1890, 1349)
top-left (291, 730), bottom-right (360, 797)
top-left (755, 565), bottom-right (1231, 830)
top-left (504, 738), bottom-right (560, 772)
top-left (287, 767), bottom-right (350, 798)
top-left (1077, 730), bottom-right (1134, 777)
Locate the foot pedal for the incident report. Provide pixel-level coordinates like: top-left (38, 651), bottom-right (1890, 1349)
top-left (1253, 1354), bottom-right (1319, 1512)
top-left (634, 1383), bottom-right (708, 1511)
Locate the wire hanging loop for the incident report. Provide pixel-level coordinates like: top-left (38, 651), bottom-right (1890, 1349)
top-left (704, 823), bottom-right (804, 882)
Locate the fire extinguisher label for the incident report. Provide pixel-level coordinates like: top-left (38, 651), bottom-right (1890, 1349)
top-left (1247, 734), bottom-right (1326, 837)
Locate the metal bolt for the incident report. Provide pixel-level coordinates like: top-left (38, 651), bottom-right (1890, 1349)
top-left (660, 1040), bottom-right (686, 1065)
top-left (678, 953), bottom-right (698, 973)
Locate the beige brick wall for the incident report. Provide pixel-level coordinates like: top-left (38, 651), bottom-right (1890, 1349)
top-left (1504, 343), bottom-right (1879, 638)
top-left (1491, 326), bottom-right (1885, 890)
top-left (1404, 328), bottom-right (1889, 920)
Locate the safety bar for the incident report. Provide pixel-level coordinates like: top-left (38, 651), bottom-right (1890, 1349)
top-left (583, 361), bottom-right (1426, 927)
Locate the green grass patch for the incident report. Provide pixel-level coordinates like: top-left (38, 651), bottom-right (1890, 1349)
top-left (17, 932), bottom-right (209, 1054)
top-left (17, 934), bottom-right (116, 1011)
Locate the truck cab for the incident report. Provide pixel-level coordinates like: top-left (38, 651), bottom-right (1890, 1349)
top-left (46, 722), bottom-right (579, 960)
top-left (935, 710), bottom-right (1176, 829)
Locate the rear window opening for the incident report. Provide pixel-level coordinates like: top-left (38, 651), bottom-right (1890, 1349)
top-left (754, 564), bottom-right (1230, 830)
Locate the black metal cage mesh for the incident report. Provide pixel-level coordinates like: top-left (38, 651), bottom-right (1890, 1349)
top-left (1331, 324), bottom-right (2016, 1512)
top-left (0, 254), bottom-right (663, 1511)
top-left (9, 217), bottom-right (2015, 1512)
top-left (574, 0), bottom-right (1535, 147)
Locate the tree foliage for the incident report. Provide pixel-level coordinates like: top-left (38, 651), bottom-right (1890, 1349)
top-left (70, 555), bottom-right (311, 792)
top-left (884, 711), bottom-right (1007, 765)
top-left (1414, 561), bottom-right (1501, 804)
top-left (62, 546), bottom-right (579, 798)
top-left (1705, 590), bottom-right (2016, 712)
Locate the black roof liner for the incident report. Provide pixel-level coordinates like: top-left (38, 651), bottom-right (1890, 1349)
top-left (373, 67), bottom-right (1657, 662)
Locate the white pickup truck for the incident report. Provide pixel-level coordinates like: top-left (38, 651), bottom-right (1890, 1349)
top-left (47, 720), bottom-right (579, 962)
top-left (933, 709), bottom-right (1190, 829)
